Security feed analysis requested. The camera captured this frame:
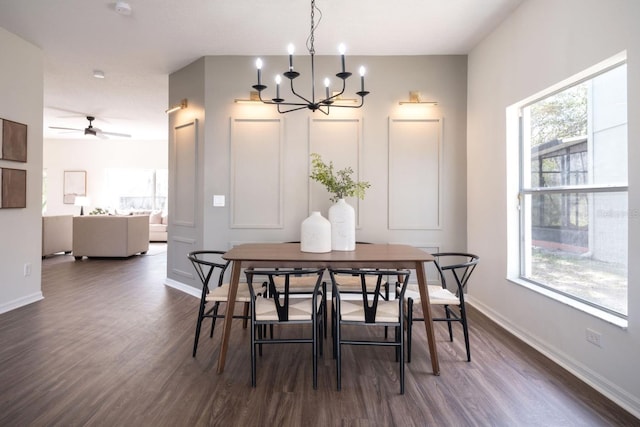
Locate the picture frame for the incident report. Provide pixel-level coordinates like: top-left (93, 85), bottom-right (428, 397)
top-left (0, 118), bottom-right (28, 163)
top-left (63, 170), bottom-right (86, 204)
top-left (0, 167), bottom-right (27, 208)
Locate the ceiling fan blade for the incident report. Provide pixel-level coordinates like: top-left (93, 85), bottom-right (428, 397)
top-left (100, 131), bottom-right (132, 138)
top-left (49, 126), bottom-right (83, 131)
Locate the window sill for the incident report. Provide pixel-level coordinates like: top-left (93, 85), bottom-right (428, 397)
top-left (508, 277), bottom-right (628, 329)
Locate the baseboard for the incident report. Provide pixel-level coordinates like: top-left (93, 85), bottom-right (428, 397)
top-left (468, 297), bottom-right (640, 419)
top-left (0, 291), bottom-right (44, 315)
top-left (164, 277), bottom-right (200, 299)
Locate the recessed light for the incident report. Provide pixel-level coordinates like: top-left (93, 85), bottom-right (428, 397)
top-left (93, 70), bottom-right (105, 79)
top-left (115, 1), bottom-right (132, 16)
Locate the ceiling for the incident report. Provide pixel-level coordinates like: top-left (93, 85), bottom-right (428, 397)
top-left (0, 0), bottom-right (523, 141)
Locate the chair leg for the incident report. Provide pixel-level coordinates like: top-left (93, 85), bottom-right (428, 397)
top-left (460, 304), bottom-right (471, 362)
top-left (242, 302), bottom-right (249, 329)
top-left (322, 281), bottom-right (328, 339)
top-left (407, 298), bottom-right (413, 363)
top-left (444, 304), bottom-right (454, 342)
top-left (210, 302), bottom-right (220, 338)
top-left (251, 320), bottom-right (257, 387)
top-left (192, 301), bottom-right (208, 357)
top-left (336, 319), bottom-right (342, 391)
top-left (313, 314), bottom-right (318, 390)
top-left (400, 319), bottom-right (405, 395)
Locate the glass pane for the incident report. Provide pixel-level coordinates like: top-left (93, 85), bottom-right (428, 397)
top-left (524, 191), bottom-right (628, 315)
top-left (523, 64), bottom-right (627, 189)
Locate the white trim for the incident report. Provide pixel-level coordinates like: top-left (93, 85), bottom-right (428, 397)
top-left (164, 277), bottom-right (200, 298)
top-left (0, 292), bottom-right (44, 315)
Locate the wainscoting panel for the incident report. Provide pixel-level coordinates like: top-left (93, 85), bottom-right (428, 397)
top-left (309, 118), bottom-right (363, 225)
top-left (170, 236), bottom-right (196, 280)
top-left (173, 120), bottom-right (197, 227)
top-left (388, 117), bottom-right (442, 230)
top-left (230, 118), bottom-right (284, 228)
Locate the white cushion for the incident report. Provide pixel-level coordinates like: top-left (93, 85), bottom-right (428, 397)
top-left (338, 299), bottom-right (400, 322)
top-left (205, 282), bottom-right (257, 303)
top-left (149, 210), bottom-right (162, 224)
top-left (161, 214), bottom-right (168, 225)
top-left (405, 284), bottom-right (460, 305)
top-left (254, 296), bottom-right (321, 321)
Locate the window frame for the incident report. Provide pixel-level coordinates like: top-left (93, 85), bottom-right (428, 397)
top-left (517, 57), bottom-right (628, 321)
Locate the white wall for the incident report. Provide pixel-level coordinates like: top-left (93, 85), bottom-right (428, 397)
top-left (467, 0), bottom-right (640, 416)
top-left (43, 138), bottom-right (168, 215)
top-left (0, 27), bottom-right (44, 313)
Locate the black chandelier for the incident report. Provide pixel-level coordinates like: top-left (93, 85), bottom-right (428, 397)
top-left (252, 0), bottom-right (369, 115)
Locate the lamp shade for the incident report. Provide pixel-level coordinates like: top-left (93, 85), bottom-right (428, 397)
top-left (74, 196), bottom-right (90, 207)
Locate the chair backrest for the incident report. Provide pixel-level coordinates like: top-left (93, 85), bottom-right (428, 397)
top-left (187, 250), bottom-right (230, 296)
top-left (329, 268), bottom-right (411, 323)
top-left (432, 253), bottom-right (479, 296)
top-left (245, 268), bottom-right (325, 321)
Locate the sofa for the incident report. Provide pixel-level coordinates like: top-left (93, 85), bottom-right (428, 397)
top-left (42, 215), bottom-right (73, 257)
top-left (148, 210), bottom-right (168, 242)
top-left (72, 215), bottom-right (150, 260)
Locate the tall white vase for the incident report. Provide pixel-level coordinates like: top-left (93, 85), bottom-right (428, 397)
top-left (329, 198), bottom-right (355, 251)
top-left (300, 211), bottom-right (331, 253)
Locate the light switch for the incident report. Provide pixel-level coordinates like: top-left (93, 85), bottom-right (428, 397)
top-left (213, 195), bottom-right (225, 207)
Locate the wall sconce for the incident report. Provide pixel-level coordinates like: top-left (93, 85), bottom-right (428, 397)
top-left (234, 91), bottom-right (262, 104)
top-left (165, 99), bottom-right (188, 114)
top-left (399, 91), bottom-right (438, 106)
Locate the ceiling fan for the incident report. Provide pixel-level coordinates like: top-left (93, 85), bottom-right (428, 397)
top-left (49, 116), bottom-right (131, 139)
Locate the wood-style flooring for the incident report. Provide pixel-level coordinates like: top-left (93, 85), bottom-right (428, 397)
top-left (0, 245), bottom-right (636, 426)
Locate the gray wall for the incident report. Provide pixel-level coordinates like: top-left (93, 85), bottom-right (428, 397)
top-left (167, 55), bottom-right (468, 292)
top-left (467, 0), bottom-right (640, 416)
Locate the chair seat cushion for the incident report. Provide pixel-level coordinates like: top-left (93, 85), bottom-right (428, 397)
top-left (205, 282), bottom-right (256, 303)
top-left (272, 275), bottom-right (322, 292)
top-left (339, 299), bottom-right (400, 322)
top-left (254, 296), bottom-right (321, 321)
top-left (405, 284), bottom-right (459, 305)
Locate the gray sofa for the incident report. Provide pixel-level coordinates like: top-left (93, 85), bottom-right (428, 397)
top-left (72, 215), bottom-right (150, 260)
top-left (42, 215), bottom-right (73, 257)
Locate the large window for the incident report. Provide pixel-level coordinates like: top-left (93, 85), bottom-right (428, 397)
top-left (519, 59), bottom-right (628, 317)
top-left (105, 168), bottom-right (168, 211)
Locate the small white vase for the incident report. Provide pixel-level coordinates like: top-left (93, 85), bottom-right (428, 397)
top-left (329, 198), bottom-right (355, 251)
top-left (300, 211), bottom-right (331, 253)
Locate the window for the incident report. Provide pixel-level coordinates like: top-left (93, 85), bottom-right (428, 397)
top-left (105, 168), bottom-right (168, 211)
top-left (519, 59), bottom-right (628, 317)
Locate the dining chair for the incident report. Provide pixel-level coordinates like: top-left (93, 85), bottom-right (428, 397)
top-left (188, 250), bottom-right (258, 358)
top-left (329, 268), bottom-right (411, 394)
top-left (245, 268), bottom-right (326, 389)
top-left (404, 252), bottom-right (479, 362)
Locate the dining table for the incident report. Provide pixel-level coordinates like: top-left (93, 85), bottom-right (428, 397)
top-left (219, 242), bottom-right (440, 375)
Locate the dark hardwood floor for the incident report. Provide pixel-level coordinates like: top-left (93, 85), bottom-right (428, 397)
top-left (0, 245), bottom-right (636, 426)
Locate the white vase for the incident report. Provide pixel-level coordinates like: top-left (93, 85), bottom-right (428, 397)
top-left (329, 198), bottom-right (356, 251)
top-left (300, 211), bottom-right (331, 253)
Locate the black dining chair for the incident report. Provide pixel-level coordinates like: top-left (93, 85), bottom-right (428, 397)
top-left (329, 268), bottom-right (411, 394)
top-left (245, 267), bottom-right (326, 389)
top-left (188, 250), bottom-right (259, 357)
top-left (404, 252), bottom-right (479, 362)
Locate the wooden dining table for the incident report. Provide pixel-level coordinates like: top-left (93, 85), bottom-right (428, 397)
top-left (219, 242), bottom-right (439, 375)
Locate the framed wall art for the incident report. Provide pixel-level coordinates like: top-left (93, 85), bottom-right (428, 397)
top-left (63, 170), bottom-right (86, 204)
top-left (0, 118), bottom-right (28, 163)
top-left (0, 167), bottom-right (27, 208)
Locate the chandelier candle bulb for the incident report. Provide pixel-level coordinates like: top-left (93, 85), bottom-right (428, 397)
top-left (275, 75), bottom-right (281, 99)
top-left (339, 44), bottom-right (346, 73)
top-left (256, 58), bottom-right (263, 85)
top-left (359, 66), bottom-right (365, 92)
top-left (324, 78), bottom-right (330, 99)
top-left (288, 44), bottom-right (295, 71)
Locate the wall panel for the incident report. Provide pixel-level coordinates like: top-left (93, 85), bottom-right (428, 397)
top-left (230, 118), bottom-right (283, 228)
top-left (388, 117), bottom-right (442, 230)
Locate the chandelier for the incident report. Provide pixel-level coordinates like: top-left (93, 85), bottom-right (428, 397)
top-left (252, 0), bottom-right (369, 115)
